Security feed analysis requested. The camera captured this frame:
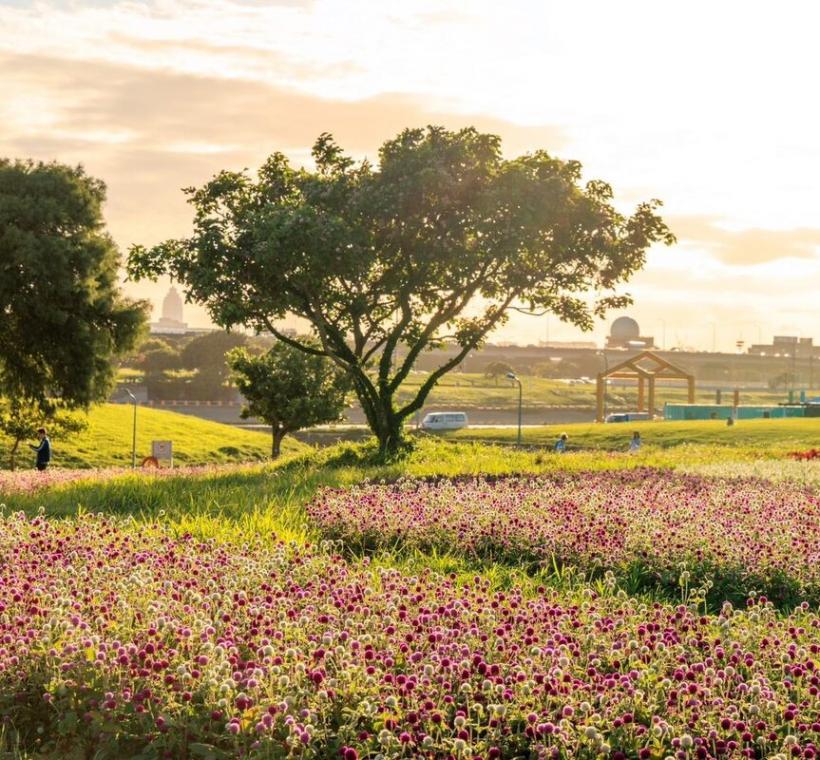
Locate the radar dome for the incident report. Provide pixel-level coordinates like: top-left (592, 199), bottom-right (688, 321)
top-left (610, 316), bottom-right (640, 341)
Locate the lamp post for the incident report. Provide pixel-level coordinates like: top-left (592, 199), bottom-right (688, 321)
top-left (506, 371), bottom-right (522, 446)
top-left (124, 388), bottom-right (137, 469)
top-left (597, 350), bottom-right (609, 422)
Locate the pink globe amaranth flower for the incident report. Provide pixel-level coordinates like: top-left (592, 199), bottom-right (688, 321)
top-left (3, 507), bottom-right (820, 757)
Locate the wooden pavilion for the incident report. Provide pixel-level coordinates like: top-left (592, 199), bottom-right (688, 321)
top-left (596, 350), bottom-right (695, 423)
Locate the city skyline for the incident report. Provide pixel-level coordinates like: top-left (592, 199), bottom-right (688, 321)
top-left (2, 0), bottom-right (818, 351)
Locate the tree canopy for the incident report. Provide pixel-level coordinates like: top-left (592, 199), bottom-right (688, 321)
top-left (139, 344), bottom-right (182, 379)
top-left (0, 159), bottom-right (148, 409)
top-left (484, 361), bottom-right (516, 385)
top-left (129, 126), bottom-right (674, 453)
top-left (181, 331), bottom-right (246, 379)
top-left (227, 339), bottom-right (350, 458)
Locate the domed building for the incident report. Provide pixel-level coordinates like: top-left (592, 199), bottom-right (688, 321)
top-left (606, 316), bottom-right (654, 350)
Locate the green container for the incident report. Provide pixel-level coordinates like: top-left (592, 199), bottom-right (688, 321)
top-left (663, 404), bottom-right (806, 421)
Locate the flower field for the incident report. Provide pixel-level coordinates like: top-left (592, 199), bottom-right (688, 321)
top-left (0, 463), bottom-right (260, 497)
top-left (679, 461), bottom-right (820, 489)
top-left (1, 513), bottom-right (819, 759)
top-left (308, 471), bottom-right (820, 607)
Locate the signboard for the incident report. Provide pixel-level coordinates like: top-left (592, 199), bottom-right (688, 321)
top-left (151, 440), bottom-right (173, 461)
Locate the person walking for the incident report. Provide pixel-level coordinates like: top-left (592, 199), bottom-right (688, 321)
top-left (554, 433), bottom-right (568, 453)
top-left (629, 430), bottom-right (641, 452)
top-left (30, 427), bottom-right (51, 471)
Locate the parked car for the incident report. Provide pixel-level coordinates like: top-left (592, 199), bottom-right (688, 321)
top-left (605, 411), bottom-right (651, 423)
top-left (421, 412), bottom-right (469, 430)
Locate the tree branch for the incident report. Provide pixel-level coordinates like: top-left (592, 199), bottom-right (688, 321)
top-left (395, 293), bottom-right (517, 421)
top-left (259, 317), bottom-right (327, 357)
top-left (377, 288), bottom-right (413, 390)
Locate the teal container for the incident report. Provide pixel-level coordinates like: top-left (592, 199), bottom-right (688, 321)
top-left (663, 404), bottom-right (806, 421)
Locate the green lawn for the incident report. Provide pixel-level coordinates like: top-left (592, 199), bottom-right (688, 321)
top-left (0, 434), bottom-right (799, 539)
top-left (0, 403), bottom-right (306, 469)
top-left (116, 368), bottom-right (793, 414)
top-left (442, 416), bottom-right (820, 451)
top-left (397, 370), bottom-right (791, 410)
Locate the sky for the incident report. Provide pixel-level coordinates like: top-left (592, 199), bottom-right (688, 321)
top-left (1, 0), bottom-right (818, 352)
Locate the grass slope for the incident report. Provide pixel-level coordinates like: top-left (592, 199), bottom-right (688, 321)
top-left (0, 403), bottom-right (306, 469)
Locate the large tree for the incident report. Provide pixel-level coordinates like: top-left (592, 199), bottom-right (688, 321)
top-left (227, 339), bottom-right (350, 458)
top-left (0, 159), bottom-right (148, 408)
top-left (129, 126), bottom-right (673, 454)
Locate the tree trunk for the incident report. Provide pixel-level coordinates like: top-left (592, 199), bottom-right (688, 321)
top-left (375, 419), bottom-right (404, 457)
top-left (271, 428), bottom-right (285, 459)
top-left (9, 438), bottom-right (20, 471)
top-left (358, 389), bottom-right (405, 457)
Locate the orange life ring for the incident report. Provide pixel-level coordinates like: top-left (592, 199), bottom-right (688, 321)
top-left (141, 456), bottom-right (159, 468)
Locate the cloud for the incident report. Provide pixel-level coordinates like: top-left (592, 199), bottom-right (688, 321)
top-left (669, 215), bottom-right (820, 265)
top-left (0, 50), bottom-right (566, 257)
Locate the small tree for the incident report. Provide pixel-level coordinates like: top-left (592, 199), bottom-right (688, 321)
top-left (140, 345), bottom-right (182, 379)
top-left (129, 126), bottom-right (673, 454)
top-left (0, 399), bottom-right (87, 470)
top-left (227, 340), bottom-right (350, 458)
top-left (484, 361), bottom-right (515, 386)
top-left (181, 331), bottom-right (246, 398)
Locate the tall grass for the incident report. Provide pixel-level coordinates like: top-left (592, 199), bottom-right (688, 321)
top-left (0, 438), bottom-right (781, 544)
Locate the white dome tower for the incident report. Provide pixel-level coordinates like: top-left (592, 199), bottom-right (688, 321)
top-left (162, 286), bottom-right (184, 324)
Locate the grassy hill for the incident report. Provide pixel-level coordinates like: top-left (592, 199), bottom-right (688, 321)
top-left (0, 403), bottom-right (306, 469)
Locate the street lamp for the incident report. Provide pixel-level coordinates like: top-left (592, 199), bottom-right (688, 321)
top-left (506, 371), bottom-right (522, 446)
top-left (597, 350), bottom-right (609, 422)
top-left (124, 388), bottom-right (138, 469)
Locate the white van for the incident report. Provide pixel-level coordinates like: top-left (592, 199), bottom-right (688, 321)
top-left (420, 412), bottom-right (469, 431)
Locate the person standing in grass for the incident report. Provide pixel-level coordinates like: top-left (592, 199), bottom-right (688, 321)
top-left (629, 431), bottom-right (641, 452)
top-left (30, 427), bottom-right (51, 471)
top-left (554, 433), bottom-right (568, 453)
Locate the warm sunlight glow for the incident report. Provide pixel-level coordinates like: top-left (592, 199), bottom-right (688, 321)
top-left (2, 0), bottom-right (818, 348)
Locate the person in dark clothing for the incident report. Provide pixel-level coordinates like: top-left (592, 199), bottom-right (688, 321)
top-left (30, 427), bottom-right (51, 471)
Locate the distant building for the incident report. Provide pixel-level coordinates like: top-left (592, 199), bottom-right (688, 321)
top-left (539, 340), bottom-right (598, 349)
top-left (748, 336), bottom-right (817, 358)
top-left (605, 316), bottom-right (655, 350)
top-left (150, 286), bottom-right (189, 334)
top-left (149, 287), bottom-right (215, 336)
